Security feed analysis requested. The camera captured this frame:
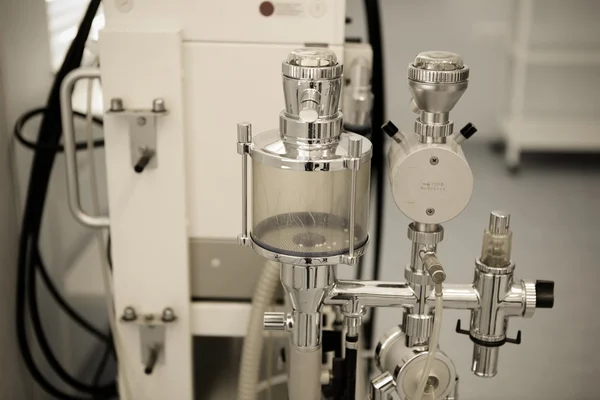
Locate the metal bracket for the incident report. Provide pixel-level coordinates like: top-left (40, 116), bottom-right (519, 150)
top-left (107, 98), bottom-right (169, 172)
top-left (120, 307), bottom-right (177, 374)
top-left (370, 372), bottom-right (399, 400)
top-left (346, 137), bottom-right (363, 259)
top-left (237, 122), bottom-right (253, 246)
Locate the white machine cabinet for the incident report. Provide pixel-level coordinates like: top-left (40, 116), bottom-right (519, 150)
top-left (96, 1), bottom-right (349, 399)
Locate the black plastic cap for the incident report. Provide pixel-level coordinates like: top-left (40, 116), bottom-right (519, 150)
top-left (460, 122), bottom-right (477, 139)
top-left (345, 37), bottom-right (362, 44)
top-left (536, 280), bottom-right (554, 309)
top-left (382, 120), bottom-right (399, 137)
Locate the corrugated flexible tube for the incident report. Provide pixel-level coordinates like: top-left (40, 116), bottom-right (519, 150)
top-left (237, 261), bottom-right (281, 400)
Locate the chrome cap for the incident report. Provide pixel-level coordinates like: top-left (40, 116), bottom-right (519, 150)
top-left (281, 48), bottom-right (344, 141)
top-left (489, 211), bottom-right (510, 234)
top-left (408, 51), bottom-right (469, 84)
top-left (408, 50), bottom-right (470, 115)
top-left (282, 48), bottom-right (343, 80)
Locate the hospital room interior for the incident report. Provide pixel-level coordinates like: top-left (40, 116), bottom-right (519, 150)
top-left (0, 0), bottom-right (597, 399)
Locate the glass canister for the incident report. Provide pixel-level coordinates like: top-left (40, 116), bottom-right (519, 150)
top-left (237, 48), bottom-right (372, 264)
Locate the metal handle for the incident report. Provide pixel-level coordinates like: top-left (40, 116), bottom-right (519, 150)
top-left (237, 122), bottom-right (252, 246)
top-left (347, 137), bottom-right (362, 259)
top-left (59, 67), bottom-right (110, 228)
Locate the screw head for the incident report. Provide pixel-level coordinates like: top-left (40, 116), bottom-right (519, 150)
top-left (152, 98), bottom-right (166, 113)
top-left (430, 156), bottom-right (439, 165)
top-left (137, 116), bottom-right (147, 126)
top-left (426, 208), bottom-right (435, 216)
top-left (161, 307), bottom-right (177, 323)
top-left (110, 98), bottom-right (124, 112)
top-left (121, 306), bottom-right (137, 322)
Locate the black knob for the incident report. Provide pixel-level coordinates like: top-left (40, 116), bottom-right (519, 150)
top-left (144, 346), bottom-right (159, 375)
top-left (460, 122), bottom-right (477, 139)
top-left (381, 120), bottom-right (399, 137)
top-left (535, 280), bottom-right (554, 309)
top-left (134, 151), bottom-right (154, 173)
top-left (345, 37), bottom-right (362, 43)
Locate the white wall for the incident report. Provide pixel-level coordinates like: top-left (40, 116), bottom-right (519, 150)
top-left (346, 2), bottom-right (597, 400)
top-left (346, 0), bottom-right (512, 141)
top-left (0, 64), bottom-right (32, 400)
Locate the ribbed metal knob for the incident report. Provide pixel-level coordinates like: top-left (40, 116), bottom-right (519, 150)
top-left (414, 51), bottom-right (464, 70)
top-left (488, 211), bottom-right (510, 234)
top-left (264, 312), bottom-right (293, 331)
top-left (408, 51), bottom-right (469, 84)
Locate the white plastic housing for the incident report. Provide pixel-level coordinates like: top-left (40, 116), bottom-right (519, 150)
top-left (102, 0), bottom-right (346, 240)
top-left (388, 134), bottom-right (473, 224)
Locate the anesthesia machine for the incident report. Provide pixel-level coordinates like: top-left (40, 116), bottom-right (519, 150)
top-left (238, 49), bottom-right (555, 400)
top-left (38, 0), bottom-right (554, 399)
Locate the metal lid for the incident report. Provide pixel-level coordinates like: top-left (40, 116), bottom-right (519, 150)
top-left (282, 48), bottom-right (343, 80)
top-left (250, 129), bottom-right (372, 171)
top-left (408, 51), bottom-right (469, 84)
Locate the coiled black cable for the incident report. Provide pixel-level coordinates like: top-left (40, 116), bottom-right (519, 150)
top-left (35, 250), bottom-right (110, 344)
top-left (14, 106), bottom-right (104, 152)
top-left (15, 0), bottom-right (118, 398)
top-left (15, 107), bottom-right (109, 344)
top-left (29, 245), bottom-right (117, 395)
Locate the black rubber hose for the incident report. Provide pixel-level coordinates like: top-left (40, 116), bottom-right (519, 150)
top-left (14, 107), bottom-right (104, 152)
top-left (92, 337), bottom-right (113, 387)
top-left (15, 0), bottom-right (117, 398)
top-left (344, 335), bottom-right (359, 400)
top-left (29, 246), bottom-right (117, 395)
top-left (36, 249), bottom-right (110, 344)
top-left (363, 0), bottom-right (386, 350)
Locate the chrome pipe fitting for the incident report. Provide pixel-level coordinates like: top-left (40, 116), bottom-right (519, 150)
top-left (280, 263), bottom-right (335, 349)
top-left (453, 211), bottom-right (555, 378)
top-left (373, 326), bottom-right (457, 400)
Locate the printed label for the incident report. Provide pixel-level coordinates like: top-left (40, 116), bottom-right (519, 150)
top-left (420, 181), bottom-right (446, 192)
top-left (274, 2), bottom-right (305, 17)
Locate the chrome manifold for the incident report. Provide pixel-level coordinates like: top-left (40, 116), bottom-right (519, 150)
top-left (263, 210), bottom-right (554, 399)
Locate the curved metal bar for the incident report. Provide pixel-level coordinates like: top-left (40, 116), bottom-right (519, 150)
top-left (60, 67), bottom-right (110, 228)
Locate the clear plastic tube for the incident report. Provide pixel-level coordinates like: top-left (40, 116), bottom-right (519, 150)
top-left (414, 286), bottom-right (443, 400)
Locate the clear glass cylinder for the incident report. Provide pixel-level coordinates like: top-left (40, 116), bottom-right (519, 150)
top-left (480, 230), bottom-right (512, 267)
top-left (251, 160), bottom-right (370, 258)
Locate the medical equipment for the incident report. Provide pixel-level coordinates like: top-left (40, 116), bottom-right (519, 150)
top-left (241, 49), bottom-right (554, 399)
top-left (238, 48), bottom-right (372, 400)
top-left (54, 2), bottom-right (377, 399)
